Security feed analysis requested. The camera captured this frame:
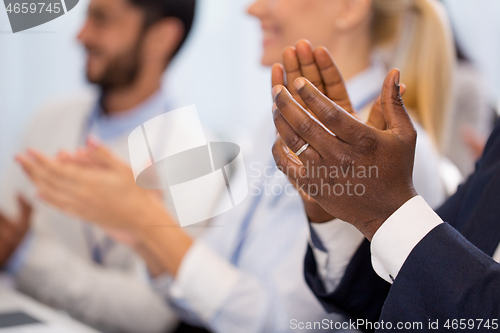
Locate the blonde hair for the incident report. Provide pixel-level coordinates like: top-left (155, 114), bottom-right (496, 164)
top-left (371, 0), bottom-right (455, 150)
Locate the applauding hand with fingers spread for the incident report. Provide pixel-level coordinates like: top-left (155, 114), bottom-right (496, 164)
top-left (272, 68), bottom-right (418, 241)
top-left (16, 142), bottom-right (193, 276)
top-left (16, 142), bottom-right (168, 232)
top-left (272, 40), bottom-right (400, 223)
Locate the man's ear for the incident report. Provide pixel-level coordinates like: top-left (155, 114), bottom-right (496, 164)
top-left (336, 0), bottom-right (373, 31)
top-left (143, 17), bottom-right (185, 66)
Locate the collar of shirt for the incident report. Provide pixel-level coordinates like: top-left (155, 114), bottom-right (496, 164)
top-left (345, 59), bottom-right (387, 112)
top-left (87, 89), bottom-right (170, 142)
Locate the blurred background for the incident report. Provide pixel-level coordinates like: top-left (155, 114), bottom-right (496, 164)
top-left (0, 0), bottom-right (499, 176)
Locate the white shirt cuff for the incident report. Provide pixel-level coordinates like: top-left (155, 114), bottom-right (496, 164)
top-left (371, 196), bottom-right (443, 284)
top-left (309, 219), bottom-right (365, 293)
top-left (169, 241), bottom-right (240, 322)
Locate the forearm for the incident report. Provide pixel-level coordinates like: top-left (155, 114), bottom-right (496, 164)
top-left (131, 197), bottom-right (193, 277)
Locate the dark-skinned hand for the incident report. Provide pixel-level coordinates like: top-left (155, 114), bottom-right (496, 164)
top-left (272, 69), bottom-right (417, 241)
top-left (271, 40), bottom-right (404, 223)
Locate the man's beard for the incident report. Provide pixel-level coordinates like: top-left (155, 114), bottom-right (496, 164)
top-left (86, 38), bottom-right (143, 91)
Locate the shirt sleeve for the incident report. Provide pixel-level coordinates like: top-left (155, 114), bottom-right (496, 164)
top-left (169, 241), bottom-right (241, 322)
top-left (370, 195), bottom-right (443, 283)
top-left (308, 219), bottom-right (365, 293)
top-left (165, 240), bottom-right (296, 333)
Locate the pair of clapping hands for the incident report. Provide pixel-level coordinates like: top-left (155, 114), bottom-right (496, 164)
top-left (17, 40), bottom-right (418, 241)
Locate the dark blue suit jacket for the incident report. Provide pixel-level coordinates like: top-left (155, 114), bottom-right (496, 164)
top-left (305, 119), bottom-right (500, 332)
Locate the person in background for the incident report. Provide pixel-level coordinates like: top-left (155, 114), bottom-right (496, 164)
top-left (11, 0), bottom-right (454, 332)
top-left (251, 0), bottom-right (455, 210)
top-left (444, 43), bottom-right (495, 177)
top-left (0, 0), bottom-right (197, 332)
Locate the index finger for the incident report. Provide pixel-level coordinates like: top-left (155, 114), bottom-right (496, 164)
top-left (294, 78), bottom-right (373, 146)
top-left (272, 84), bottom-right (345, 157)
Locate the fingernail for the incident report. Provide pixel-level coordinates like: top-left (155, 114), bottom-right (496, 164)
top-left (294, 78), bottom-right (306, 90)
top-left (272, 85), bottom-right (283, 99)
top-left (394, 69), bottom-right (400, 86)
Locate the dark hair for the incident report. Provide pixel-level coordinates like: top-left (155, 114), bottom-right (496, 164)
top-left (128, 0), bottom-right (196, 59)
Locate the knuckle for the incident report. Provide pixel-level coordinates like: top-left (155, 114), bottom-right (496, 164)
top-left (300, 89), bottom-right (317, 105)
top-left (296, 119), bottom-right (314, 138)
top-left (272, 108), bottom-right (280, 123)
top-left (288, 133), bottom-right (304, 150)
top-left (393, 94), bottom-right (405, 108)
top-left (323, 107), bottom-right (342, 127)
top-left (357, 131), bottom-right (378, 155)
top-left (275, 93), bottom-right (289, 109)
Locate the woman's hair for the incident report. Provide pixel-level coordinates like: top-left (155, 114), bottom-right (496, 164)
top-left (371, 0), bottom-right (455, 150)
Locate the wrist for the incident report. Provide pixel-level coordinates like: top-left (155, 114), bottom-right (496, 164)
top-left (125, 191), bottom-right (169, 230)
top-left (360, 189), bottom-right (418, 241)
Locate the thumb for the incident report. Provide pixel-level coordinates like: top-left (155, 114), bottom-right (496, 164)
top-left (367, 83), bottom-right (407, 131)
top-left (367, 96), bottom-right (386, 131)
top-left (380, 69), bottom-right (414, 136)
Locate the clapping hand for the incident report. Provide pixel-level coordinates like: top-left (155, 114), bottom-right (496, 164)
top-left (16, 142), bottom-right (170, 232)
top-left (272, 40), bottom-right (406, 224)
top-left (272, 68), bottom-right (417, 240)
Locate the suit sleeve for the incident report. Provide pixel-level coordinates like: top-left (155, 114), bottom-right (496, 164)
top-left (380, 223), bottom-right (500, 331)
top-left (435, 173), bottom-right (473, 227)
top-left (436, 119), bottom-right (500, 228)
top-left (304, 241), bottom-right (390, 333)
top-left (303, 196), bottom-right (445, 332)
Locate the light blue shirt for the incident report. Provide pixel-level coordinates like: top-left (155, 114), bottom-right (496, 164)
top-left (87, 90), bottom-right (170, 142)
